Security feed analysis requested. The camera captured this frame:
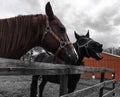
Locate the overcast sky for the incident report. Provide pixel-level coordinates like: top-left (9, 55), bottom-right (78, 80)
top-left (0, 0), bottom-right (120, 49)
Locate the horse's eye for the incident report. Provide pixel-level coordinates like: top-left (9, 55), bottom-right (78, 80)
top-left (45, 26), bottom-right (51, 32)
top-left (91, 44), bottom-right (96, 47)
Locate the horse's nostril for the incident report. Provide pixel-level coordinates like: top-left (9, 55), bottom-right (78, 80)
top-left (68, 54), bottom-right (77, 63)
top-left (68, 54), bottom-right (71, 57)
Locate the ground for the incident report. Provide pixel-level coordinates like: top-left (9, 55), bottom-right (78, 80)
top-left (0, 76), bottom-right (119, 97)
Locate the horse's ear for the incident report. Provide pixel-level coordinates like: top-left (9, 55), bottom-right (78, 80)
top-left (45, 2), bottom-right (54, 21)
top-left (74, 31), bottom-right (80, 40)
top-left (86, 30), bottom-right (89, 38)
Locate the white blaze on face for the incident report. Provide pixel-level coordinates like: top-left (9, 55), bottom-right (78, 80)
top-left (73, 47), bottom-right (78, 60)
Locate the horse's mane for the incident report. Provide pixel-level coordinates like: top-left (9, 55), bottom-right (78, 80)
top-left (0, 14), bottom-right (46, 55)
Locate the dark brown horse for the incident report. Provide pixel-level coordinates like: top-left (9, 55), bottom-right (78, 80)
top-left (0, 2), bottom-right (78, 62)
top-left (31, 30), bottom-right (103, 97)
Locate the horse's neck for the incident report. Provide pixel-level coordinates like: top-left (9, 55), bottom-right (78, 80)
top-left (0, 14), bottom-right (46, 59)
top-left (17, 15), bottom-right (47, 57)
top-left (30, 14), bottom-right (46, 46)
top-left (73, 42), bottom-right (84, 65)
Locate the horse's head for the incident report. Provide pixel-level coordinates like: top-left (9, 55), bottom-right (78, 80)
top-left (74, 30), bottom-right (103, 60)
top-left (40, 2), bottom-right (78, 64)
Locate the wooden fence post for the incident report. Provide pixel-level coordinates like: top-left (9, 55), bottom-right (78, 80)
top-left (112, 72), bottom-right (115, 96)
top-left (59, 75), bottom-right (68, 97)
top-left (99, 72), bottom-right (105, 97)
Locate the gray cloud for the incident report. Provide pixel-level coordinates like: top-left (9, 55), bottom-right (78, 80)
top-left (113, 12), bottom-right (120, 26)
top-left (65, 0), bottom-right (120, 49)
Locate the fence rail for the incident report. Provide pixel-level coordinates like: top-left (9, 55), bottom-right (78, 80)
top-left (0, 58), bottom-right (116, 97)
top-left (0, 58), bottom-right (115, 75)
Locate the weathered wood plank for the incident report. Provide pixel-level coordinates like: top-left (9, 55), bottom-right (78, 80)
top-left (59, 75), bottom-right (68, 96)
top-left (100, 72), bottom-right (105, 97)
top-left (0, 58), bottom-right (115, 75)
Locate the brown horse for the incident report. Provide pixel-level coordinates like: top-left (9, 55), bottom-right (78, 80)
top-left (0, 2), bottom-right (78, 97)
top-left (0, 2), bottom-right (78, 62)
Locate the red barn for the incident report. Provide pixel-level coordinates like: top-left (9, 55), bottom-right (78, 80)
top-left (83, 52), bottom-right (120, 81)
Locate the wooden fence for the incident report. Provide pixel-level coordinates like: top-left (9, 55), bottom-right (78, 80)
top-left (61, 79), bottom-right (117, 97)
top-left (0, 58), bottom-right (118, 97)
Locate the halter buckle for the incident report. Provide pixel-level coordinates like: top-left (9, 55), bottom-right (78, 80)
top-left (60, 41), bottom-right (67, 49)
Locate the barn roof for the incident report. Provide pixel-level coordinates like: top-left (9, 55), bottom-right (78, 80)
top-left (103, 52), bottom-right (120, 58)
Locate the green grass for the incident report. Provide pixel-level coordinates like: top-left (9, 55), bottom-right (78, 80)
top-left (0, 76), bottom-right (31, 97)
top-left (0, 76), bottom-right (60, 97)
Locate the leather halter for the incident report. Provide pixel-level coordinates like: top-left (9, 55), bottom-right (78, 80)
top-left (41, 16), bottom-right (72, 57)
top-left (77, 40), bottom-right (93, 57)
